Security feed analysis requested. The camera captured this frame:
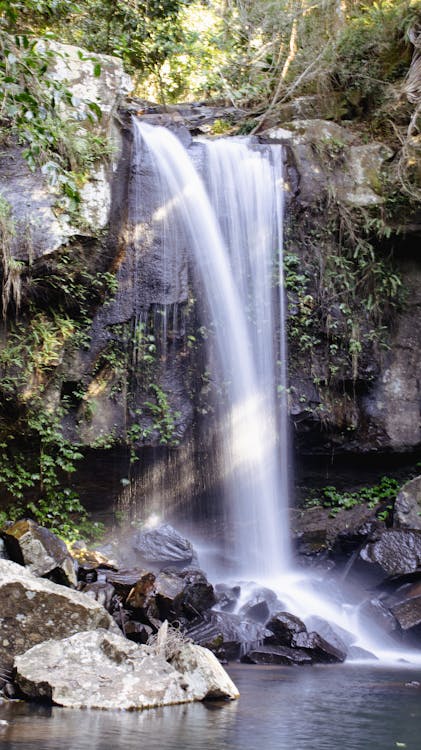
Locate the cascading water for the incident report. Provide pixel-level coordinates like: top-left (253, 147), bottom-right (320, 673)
top-left (131, 118), bottom-right (421, 666)
top-left (132, 119), bottom-right (289, 577)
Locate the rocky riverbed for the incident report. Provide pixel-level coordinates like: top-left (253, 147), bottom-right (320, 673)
top-left (2, 475), bottom-right (421, 711)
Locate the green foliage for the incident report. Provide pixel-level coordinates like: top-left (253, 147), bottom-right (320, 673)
top-left (284, 196), bottom-right (403, 384)
top-left (144, 384), bottom-right (181, 446)
top-left (0, 405), bottom-right (103, 541)
top-left (0, 31), bottom-right (111, 215)
top-left (332, 1), bottom-right (417, 117)
top-left (304, 475), bottom-right (401, 517)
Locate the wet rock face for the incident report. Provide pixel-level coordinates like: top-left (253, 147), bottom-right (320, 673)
top-left (241, 645), bottom-right (312, 666)
top-left (291, 631), bottom-right (346, 664)
top-left (14, 628), bottom-right (239, 709)
top-left (185, 612), bottom-right (271, 661)
top-left (1, 519), bottom-right (77, 587)
top-left (394, 477), bottom-right (421, 531)
top-left (0, 559), bottom-right (118, 668)
top-left (264, 612), bottom-right (307, 646)
top-left (360, 530), bottom-right (421, 578)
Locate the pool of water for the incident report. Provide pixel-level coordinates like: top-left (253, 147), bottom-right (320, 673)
top-left (1, 664), bottom-right (421, 750)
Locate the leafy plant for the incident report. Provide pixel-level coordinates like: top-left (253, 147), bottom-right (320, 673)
top-left (304, 475), bottom-right (401, 517)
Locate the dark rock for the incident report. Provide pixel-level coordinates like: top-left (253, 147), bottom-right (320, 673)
top-left (214, 583), bottom-right (241, 612)
top-left (241, 645), bottom-right (312, 666)
top-left (292, 631), bottom-right (346, 663)
top-left (264, 612), bottom-right (307, 646)
top-left (291, 503), bottom-right (382, 558)
top-left (394, 477), bottom-right (421, 530)
top-left (238, 587), bottom-right (281, 623)
top-left (390, 595), bottom-right (421, 631)
top-left (305, 616), bottom-right (354, 650)
top-left (347, 645), bottom-right (378, 661)
top-left (359, 597), bottom-right (400, 635)
top-left (101, 568), bottom-right (150, 598)
top-left (133, 524), bottom-right (195, 568)
top-left (3, 682), bottom-right (17, 699)
top-left (126, 573), bottom-right (156, 609)
top-left (81, 581), bottom-right (115, 612)
top-left (178, 569), bottom-right (216, 619)
top-left (1, 519), bottom-right (77, 587)
top-left (185, 612), bottom-right (271, 660)
top-left (124, 621), bottom-right (153, 644)
top-left (154, 570), bottom-right (186, 620)
top-left (360, 530), bottom-right (421, 578)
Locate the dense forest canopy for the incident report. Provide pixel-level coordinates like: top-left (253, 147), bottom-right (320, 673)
top-left (1, 0), bottom-right (419, 111)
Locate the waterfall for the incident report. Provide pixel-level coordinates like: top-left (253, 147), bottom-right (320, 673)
top-left (131, 120), bottom-right (290, 577)
top-left (130, 118), bottom-right (421, 665)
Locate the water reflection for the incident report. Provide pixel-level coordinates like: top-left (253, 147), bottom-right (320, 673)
top-left (2, 665), bottom-right (421, 750)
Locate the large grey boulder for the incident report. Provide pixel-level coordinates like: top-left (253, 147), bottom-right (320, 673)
top-left (1, 519), bottom-right (77, 586)
top-left (394, 477), bottom-right (421, 530)
top-left (0, 559), bottom-right (118, 668)
top-left (133, 524), bottom-right (196, 568)
top-left (14, 629), bottom-right (239, 709)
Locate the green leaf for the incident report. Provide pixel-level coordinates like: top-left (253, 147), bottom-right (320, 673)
top-left (93, 62), bottom-right (101, 77)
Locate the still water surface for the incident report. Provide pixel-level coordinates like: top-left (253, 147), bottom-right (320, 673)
top-left (1, 664), bottom-right (421, 750)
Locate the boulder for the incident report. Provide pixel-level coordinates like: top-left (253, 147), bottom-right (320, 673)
top-left (264, 612), bottom-right (307, 646)
top-left (185, 612), bottom-right (271, 660)
top-left (124, 621), bottom-right (154, 644)
top-left (214, 583), bottom-right (241, 612)
top-left (154, 570), bottom-right (186, 619)
top-left (394, 477), bottom-right (421, 531)
top-left (80, 581), bottom-right (115, 612)
top-left (15, 629), bottom-right (239, 709)
top-left (1, 519), bottom-right (77, 587)
top-left (126, 573), bottom-right (156, 609)
top-left (390, 594), bottom-right (421, 631)
top-left (238, 587), bottom-right (281, 623)
top-left (241, 645), bottom-right (312, 666)
top-left (305, 616), bottom-right (354, 651)
top-left (291, 631), bottom-right (346, 663)
top-left (358, 597), bottom-right (399, 635)
top-left (133, 524), bottom-right (196, 568)
top-left (0, 559), bottom-right (118, 668)
top-left (347, 645), bottom-right (378, 661)
top-left (170, 641), bottom-right (240, 700)
top-left (291, 503), bottom-right (381, 557)
top-left (360, 530), bottom-right (421, 578)
top-left (178, 569), bottom-right (216, 619)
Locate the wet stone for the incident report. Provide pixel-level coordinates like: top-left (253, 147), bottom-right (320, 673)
top-left (241, 645), bottom-right (312, 666)
top-left (133, 524), bottom-right (196, 568)
top-left (264, 612), bottom-right (307, 646)
top-left (291, 631), bottom-right (346, 663)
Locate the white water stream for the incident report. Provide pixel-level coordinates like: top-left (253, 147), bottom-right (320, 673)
top-left (132, 118), bottom-right (421, 666)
